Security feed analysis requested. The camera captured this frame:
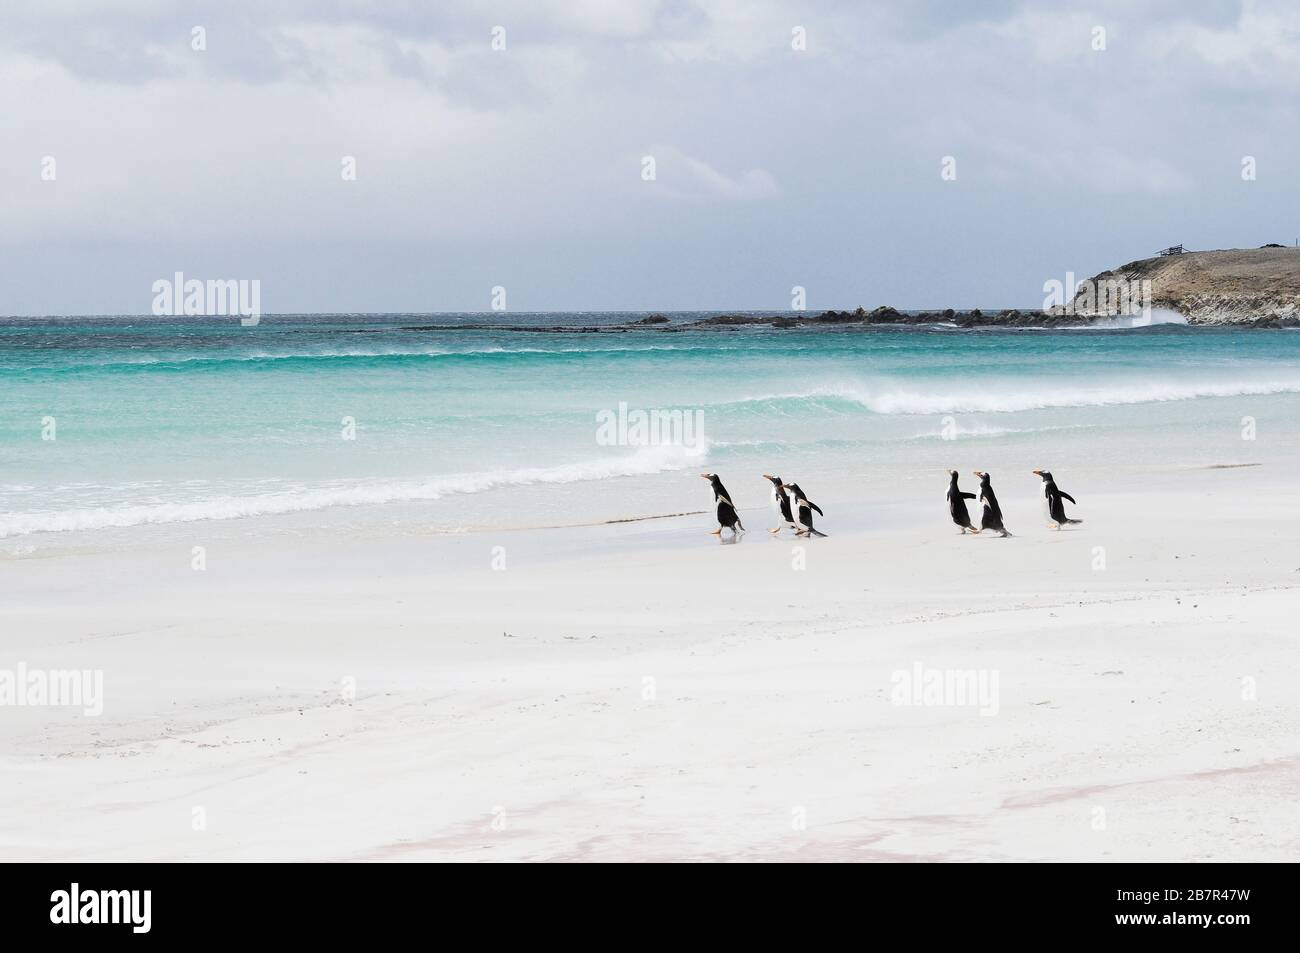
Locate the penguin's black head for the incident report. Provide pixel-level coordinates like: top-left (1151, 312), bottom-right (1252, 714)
top-left (763, 473), bottom-right (784, 488)
top-left (1032, 469), bottom-right (1052, 482)
top-left (948, 469), bottom-right (960, 480)
top-left (700, 472), bottom-right (721, 487)
top-left (975, 470), bottom-right (990, 483)
top-left (782, 482), bottom-right (804, 500)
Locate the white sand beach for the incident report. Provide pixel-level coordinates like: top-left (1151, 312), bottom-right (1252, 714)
top-left (3, 461), bottom-right (1297, 862)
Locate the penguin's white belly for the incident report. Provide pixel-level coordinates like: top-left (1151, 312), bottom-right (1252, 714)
top-left (770, 489), bottom-right (782, 514)
top-left (1041, 487), bottom-right (1053, 519)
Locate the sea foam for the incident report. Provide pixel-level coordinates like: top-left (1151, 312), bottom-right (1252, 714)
top-left (723, 379), bottom-right (1300, 415)
top-left (0, 443), bottom-right (709, 537)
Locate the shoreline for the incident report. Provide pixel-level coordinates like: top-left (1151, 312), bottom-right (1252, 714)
top-left (1, 452), bottom-right (1284, 558)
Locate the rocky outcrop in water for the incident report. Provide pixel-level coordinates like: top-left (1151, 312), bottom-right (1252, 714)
top-left (394, 247), bottom-right (1300, 333)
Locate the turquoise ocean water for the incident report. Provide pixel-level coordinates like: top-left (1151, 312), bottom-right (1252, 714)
top-left (3, 313), bottom-right (1300, 551)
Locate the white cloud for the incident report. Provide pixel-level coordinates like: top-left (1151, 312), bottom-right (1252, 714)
top-left (0, 1), bottom-right (1298, 312)
top-left (649, 145), bottom-right (780, 201)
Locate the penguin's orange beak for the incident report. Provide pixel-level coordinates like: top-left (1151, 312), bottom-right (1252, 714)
top-left (699, 473), bottom-right (712, 480)
top-left (974, 471), bottom-right (984, 477)
top-left (1031, 469), bottom-right (1043, 476)
top-left (762, 474), bottom-right (774, 481)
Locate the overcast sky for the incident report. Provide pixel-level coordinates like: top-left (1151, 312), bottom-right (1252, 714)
top-left (1, 0), bottom-right (1297, 314)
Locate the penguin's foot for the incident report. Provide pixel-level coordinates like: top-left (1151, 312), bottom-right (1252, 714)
top-left (710, 528), bottom-right (722, 535)
top-left (769, 526), bottom-right (781, 533)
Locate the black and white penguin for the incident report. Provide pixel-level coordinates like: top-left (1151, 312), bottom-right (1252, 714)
top-left (781, 483), bottom-right (826, 537)
top-left (762, 474), bottom-right (798, 534)
top-left (701, 472), bottom-right (744, 535)
top-left (1032, 469), bottom-right (1081, 529)
top-left (947, 469), bottom-right (978, 534)
top-left (973, 471), bottom-right (1012, 537)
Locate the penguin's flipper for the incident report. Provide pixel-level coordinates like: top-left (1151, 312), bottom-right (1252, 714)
top-left (809, 502), bottom-right (824, 516)
top-left (961, 492), bottom-right (976, 500)
top-left (1060, 491), bottom-right (1077, 504)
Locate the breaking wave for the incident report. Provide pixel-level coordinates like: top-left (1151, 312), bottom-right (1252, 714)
top-left (718, 379), bottom-right (1300, 415)
top-left (0, 443), bottom-right (709, 537)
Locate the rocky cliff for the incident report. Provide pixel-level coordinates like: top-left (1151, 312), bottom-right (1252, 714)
top-left (1076, 247), bottom-right (1300, 325)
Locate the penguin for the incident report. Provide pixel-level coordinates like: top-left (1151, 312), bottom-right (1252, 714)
top-left (701, 472), bottom-right (744, 535)
top-left (781, 483), bottom-right (826, 537)
top-left (762, 474), bottom-right (798, 534)
top-left (973, 471), bottom-right (1012, 537)
top-left (947, 469), bottom-right (979, 534)
top-left (1032, 469), bottom-right (1081, 529)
